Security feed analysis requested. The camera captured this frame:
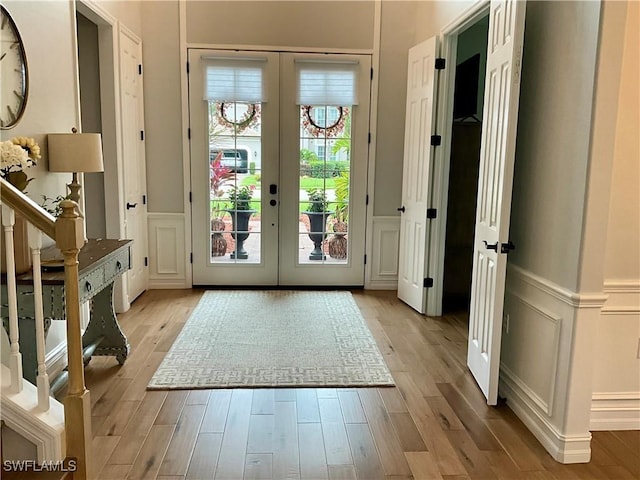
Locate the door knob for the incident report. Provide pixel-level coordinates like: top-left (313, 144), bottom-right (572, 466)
top-left (397, 206), bottom-right (406, 213)
top-left (501, 241), bottom-right (516, 254)
top-left (126, 202), bottom-right (138, 210)
top-left (483, 240), bottom-right (498, 251)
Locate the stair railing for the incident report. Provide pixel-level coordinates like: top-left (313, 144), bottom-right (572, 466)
top-left (1, 177), bottom-right (90, 480)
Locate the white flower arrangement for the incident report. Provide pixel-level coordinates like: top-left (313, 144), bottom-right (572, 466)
top-left (0, 136), bottom-right (40, 192)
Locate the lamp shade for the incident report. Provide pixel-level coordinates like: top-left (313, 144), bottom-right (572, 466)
top-left (47, 133), bottom-right (104, 173)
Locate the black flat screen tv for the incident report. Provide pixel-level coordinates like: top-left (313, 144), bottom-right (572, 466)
top-left (453, 53), bottom-right (481, 120)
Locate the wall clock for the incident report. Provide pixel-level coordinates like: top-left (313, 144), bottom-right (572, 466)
top-left (0, 5), bottom-right (28, 129)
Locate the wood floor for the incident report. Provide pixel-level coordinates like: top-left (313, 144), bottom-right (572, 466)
top-left (75, 289), bottom-right (639, 480)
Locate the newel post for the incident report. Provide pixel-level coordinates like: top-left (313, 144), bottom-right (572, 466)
top-left (55, 200), bottom-right (90, 480)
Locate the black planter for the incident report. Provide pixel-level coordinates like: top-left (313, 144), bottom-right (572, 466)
top-left (304, 211), bottom-right (330, 260)
top-left (226, 209), bottom-right (256, 259)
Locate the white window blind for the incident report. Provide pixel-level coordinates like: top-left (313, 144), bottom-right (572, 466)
top-left (295, 60), bottom-right (359, 106)
top-left (202, 56), bottom-right (267, 103)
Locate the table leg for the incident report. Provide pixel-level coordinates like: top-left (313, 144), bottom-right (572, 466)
top-left (82, 282), bottom-right (130, 364)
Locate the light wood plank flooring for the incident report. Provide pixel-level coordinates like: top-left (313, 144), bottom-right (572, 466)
top-left (75, 289), bottom-right (639, 479)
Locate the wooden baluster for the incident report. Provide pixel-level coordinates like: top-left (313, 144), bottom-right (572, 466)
top-left (28, 224), bottom-right (50, 412)
top-left (55, 200), bottom-right (90, 480)
top-left (1, 204), bottom-right (23, 394)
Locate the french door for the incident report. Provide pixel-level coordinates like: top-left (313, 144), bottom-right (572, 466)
top-left (189, 49), bottom-right (371, 286)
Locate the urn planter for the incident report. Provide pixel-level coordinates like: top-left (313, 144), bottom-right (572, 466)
top-left (226, 209), bottom-right (256, 259)
top-left (303, 211), bottom-right (331, 260)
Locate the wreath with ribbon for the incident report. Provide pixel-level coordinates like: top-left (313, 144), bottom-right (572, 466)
top-left (215, 102), bottom-right (261, 134)
top-left (301, 106), bottom-right (349, 138)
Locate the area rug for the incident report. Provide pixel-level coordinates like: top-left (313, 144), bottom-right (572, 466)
top-left (147, 290), bottom-right (395, 389)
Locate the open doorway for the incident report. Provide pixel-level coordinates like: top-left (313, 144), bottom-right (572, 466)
top-left (442, 15), bottom-right (489, 313)
top-left (76, 11), bottom-right (106, 239)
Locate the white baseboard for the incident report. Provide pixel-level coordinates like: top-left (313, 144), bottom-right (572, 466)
top-left (590, 392), bottom-right (640, 430)
top-left (500, 375), bottom-right (592, 464)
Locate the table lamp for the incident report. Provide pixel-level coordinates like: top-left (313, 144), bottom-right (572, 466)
top-left (47, 129), bottom-right (104, 203)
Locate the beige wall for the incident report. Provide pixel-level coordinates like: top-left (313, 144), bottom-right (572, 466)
top-left (593, 0), bottom-right (640, 400)
top-left (141, 0), bottom-right (183, 213)
top-left (186, 1), bottom-right (374, 49)
top-left (95, 0), bottom-right (142, 37)
top-left (508, 0), bottom-right (601, 292)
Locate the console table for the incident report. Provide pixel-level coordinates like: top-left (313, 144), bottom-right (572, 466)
top-left (1, 239), bottom-right (132, 385)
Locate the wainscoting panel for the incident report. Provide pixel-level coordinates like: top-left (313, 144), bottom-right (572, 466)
top-left (367, 216), bottom-right (400, 289)
top-left (591, 279), bottom-right (640, 430)
top-left (148, 213), bottom-right (188, 288)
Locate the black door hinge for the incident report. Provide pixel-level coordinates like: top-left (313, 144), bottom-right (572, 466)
top-left (366, 194), bottom-right (369, 205)
top-left (186, 61), bottom-right (190, 74)
top-left (188, 128), bottom-right (191, 140)
top-left (138, 64), bottom-right (142, 75)
top-left (427, 208), bottom-right (437, 219)
top-left (140, 130), bottom-right (144, 141)
top-left (370, 67), bottom-right (374, 79)
top-left (189, 191), bottom-right (192, 203)
top-left (142, 194), bottom-right (147, 205)
top-left (368, 132), bottom-right (371, 144)
top-left (423, 277), bottom-right (434, 288)
top-left (190, 253), bottom-right (193, 264)
top-left (435, 58), bottom-right (446, 70)
top-left (364, 254), bottom-right (367, 265)
top-left (144, 257), bottom-right (148, 267)
top-left (431, 135), bottom-right (441, 146)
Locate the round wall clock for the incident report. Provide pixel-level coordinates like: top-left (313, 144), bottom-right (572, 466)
top-left (1, 6), bottom-right (28, 130)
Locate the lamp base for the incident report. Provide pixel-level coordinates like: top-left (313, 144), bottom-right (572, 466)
top-left (67, 172), bottom-right (81, 203)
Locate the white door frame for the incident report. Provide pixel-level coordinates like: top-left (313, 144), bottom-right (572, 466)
top-left (425, 0), bottom-right (491, 317)
top-left (76, 0), bottom-right (129, 311)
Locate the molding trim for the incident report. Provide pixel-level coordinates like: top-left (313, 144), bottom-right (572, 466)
top-left (590, 392), bottom-right (640, 430)
top-left (1, 365), bottom-right (66, 463)
top-left (148, 213), bottom-right (189, 289)
top-left (500, 375), bottom-right (592, 464)
top-left (508, 264), bottom-right (608, 308)
top-left (366, 216), bottom-right (400, 290)
top-left (601, 279), bottom-right (640, 315)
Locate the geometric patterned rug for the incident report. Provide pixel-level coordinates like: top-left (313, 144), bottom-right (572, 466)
top-left (147, 290), bottom-right (395, 389)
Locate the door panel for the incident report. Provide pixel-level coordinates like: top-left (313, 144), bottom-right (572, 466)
top-left (190, 49), bottom-right (280, 285)
top-left (467, 0), bottom-right (526, 405)
top-left (397, 37), bottom-right (439, 313)
top-left (119, 26), bottom-right (148, 301)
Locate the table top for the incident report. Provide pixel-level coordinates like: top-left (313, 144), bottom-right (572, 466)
top-left (17, 238), bottom-right (132, 284)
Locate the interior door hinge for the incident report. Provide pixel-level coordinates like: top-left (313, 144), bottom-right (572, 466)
top-left (431, 135), bottom-right (441, 146)
top-left (190, 252), bottom-right (193, 264)
top-left (186, 61), bottom-right (190, 74)
top-left (366, 194), bottom-right (369, 205)
top-left (138, 64), bottom-right (143, 75)
top-left (368, 132), bottom-right (371, 144)
top-left (426, 208), bottom-right (437, 219)
top-left (370, 67), bottom-right (374, 79)
top-left (142, 194), bottom-right (147, 205)
top-left (144, 257), bottom-right (148, 267)
top-left (423, 277), bottom-right (434, 288)
top-left (188, 128), bottom-right (191, 140)
top-left (189, 191), bottom-right (192, 203)
top-left (364, 254), bottom-right (367, 265)
top-left (140, 130), bottom-right (144, 141)
top-left (435, 58), bottom-right (446, 70)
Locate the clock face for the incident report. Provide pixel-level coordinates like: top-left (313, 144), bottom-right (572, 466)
top-left (0, 6), bottom-right (28, 129)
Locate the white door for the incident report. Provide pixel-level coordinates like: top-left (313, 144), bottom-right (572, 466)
top-left (189, 50), bottom-right (370, 286)
top-left (119, 26), bottom-right (148, 301)
top-left (397, 37), bottom-right (439, 313)
top-left (467, 0), bottom-right (526, 405)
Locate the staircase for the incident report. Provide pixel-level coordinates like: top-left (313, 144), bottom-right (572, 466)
top-left (1, 178), bottom-right (91, 479)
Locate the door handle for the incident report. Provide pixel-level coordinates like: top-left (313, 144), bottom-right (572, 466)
top-left (483, 240), bottom-right (498, 251)
top-left (501, 241), bottom-right (516, 254)
top-left (397, 206), bottom-right (406, 213)
top-left (126, 202), bottom-right (138, 210)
